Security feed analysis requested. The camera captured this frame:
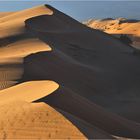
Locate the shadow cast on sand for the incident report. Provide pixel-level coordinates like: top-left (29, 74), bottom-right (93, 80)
top-left (34, 86), bottom-right (140, 139)
top-left (0, 31), bottom-right (36, 48)
top-left (0, 60), bottom-right (23, 90)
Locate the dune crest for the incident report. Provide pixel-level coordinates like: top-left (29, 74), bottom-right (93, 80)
top-left (0, 80), bottom-right (59, 104)
top-left (0, 38), bottom-right (51, 58)
top-left (0, 5), bottom-right (53, 38)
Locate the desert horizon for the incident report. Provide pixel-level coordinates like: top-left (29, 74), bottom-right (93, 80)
top-left (0, 1), bottom-right (140, 139)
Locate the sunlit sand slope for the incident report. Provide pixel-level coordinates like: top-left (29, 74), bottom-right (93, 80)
top-left (0, 80), bottom-right (59, 104)
top-left (0, 101), bottom-right (86, 139)
top-left (0, 5), bottom-right (53, 37)
top-left (0, 38), bottom-right (51, 58)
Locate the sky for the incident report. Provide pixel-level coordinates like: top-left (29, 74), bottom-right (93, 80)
top-left (0, 1), bottom-right (140, 21)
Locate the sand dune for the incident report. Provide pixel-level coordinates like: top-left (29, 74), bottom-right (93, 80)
top-left (84, 18), bottom-right (140, 35)
top-left (0, 38), bottom-right (50, 90)
top-left (0, 79), bottom-right (113, 139)
top-left (0, 4), bottom-right (140, 139)
top-left (0, 5), bottom-right (53, 38)
top-left (0, 78), bottom-right (87, 139)
top-left (0, 10), bottom-right (51, 89)
top-left (23, 5), bottom-right (140, 138)
top-left (24, 5), bottom-right (140, 123)
top-left (84, 18), bottom-right (140, 48)
top-left (25, 7), bottom-right (134, 54)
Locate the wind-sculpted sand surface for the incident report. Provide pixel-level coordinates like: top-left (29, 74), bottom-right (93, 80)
top-left (0, 4), bottom-right (140, 139)
top-left (0, 101), bottom-right (86, 139)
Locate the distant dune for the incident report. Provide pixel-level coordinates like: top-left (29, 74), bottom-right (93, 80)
top-left (0, 4), bottom-right (140, 139)
top-left (84, 18), bottom-right (140, 49)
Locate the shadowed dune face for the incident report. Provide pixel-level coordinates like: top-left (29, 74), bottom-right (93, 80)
top-left (23, 51), bottom-right (140, 138)
top-left (22, 5), bottom-right (140, 135)
top-left (56, 108), bottom-right (115, 139)
top-left (25, 17), bottom-right (134, 54)
top-left (0, 61), bottom-right (23, 90)
top-left (35, 86), bottom-right (140, 138)
top-left (24, 7), bottom-right (140, 122)
top-left (23, 51), bottom-right (140, 100)
top-left (25, 5), bottom-right (136, 54)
